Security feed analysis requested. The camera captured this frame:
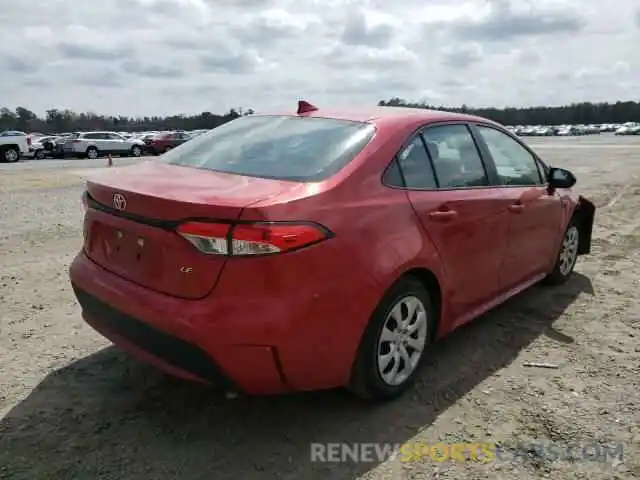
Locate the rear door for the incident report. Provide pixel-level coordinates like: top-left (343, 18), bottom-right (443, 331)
top-left (393, 123), bottom-right (510, 322)
top-left (472, 124), bottom-right (563, 288)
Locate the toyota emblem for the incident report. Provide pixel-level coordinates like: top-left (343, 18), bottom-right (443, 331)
top-left (112, 193), bottom-right (127, 211)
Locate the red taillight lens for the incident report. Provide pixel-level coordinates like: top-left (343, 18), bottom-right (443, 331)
top-left (27, 136), bottom-right (32, 146)
top-left (176, 221), bottom-right (331, 256)
top-left (232, 223), bottom-right (328, 255)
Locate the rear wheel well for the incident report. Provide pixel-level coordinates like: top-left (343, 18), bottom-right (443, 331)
top-left (0, 144), bottom-right (20, 152)
top-left (571, 199), bottom-right (595, 255)
top-left (402, 268), bottom-right (442, 337)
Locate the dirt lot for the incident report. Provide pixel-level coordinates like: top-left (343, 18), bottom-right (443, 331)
top-left (1, 135), bottom-right (638, 480)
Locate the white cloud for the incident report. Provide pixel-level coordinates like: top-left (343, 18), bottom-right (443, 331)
top-left (0, 0), bottom-right (638, 115)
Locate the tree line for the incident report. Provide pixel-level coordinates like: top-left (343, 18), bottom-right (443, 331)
top-left (0, 107), bottom-right (255, 134)
top-left (378, 98), bottom-right (640, 126)
top-left (1, 99), bottom-right (639, 133)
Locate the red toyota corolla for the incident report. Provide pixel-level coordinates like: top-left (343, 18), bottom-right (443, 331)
top-left (69, 102), bottom-right (595, 401)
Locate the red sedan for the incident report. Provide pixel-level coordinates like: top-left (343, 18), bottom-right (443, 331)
top-left (69, 102), bottom-right (595, 401)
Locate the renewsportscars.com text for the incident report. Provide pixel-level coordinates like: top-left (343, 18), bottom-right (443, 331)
top-left (310, 441), bottom-right (624, 464)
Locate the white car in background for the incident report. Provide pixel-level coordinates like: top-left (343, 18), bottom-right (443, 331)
top-left (614, 122), bottom-right (640, 135)
top-left (61, 131), bottom-right (146, 159)
top-left (0, 130), bottom-right (30, 163)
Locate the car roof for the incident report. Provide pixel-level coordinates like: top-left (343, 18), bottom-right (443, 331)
top-left (258, 105), bottom-right (500, 129)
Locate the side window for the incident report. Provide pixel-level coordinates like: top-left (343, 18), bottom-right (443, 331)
top-left (422, 125), bottom-right (489, 188)
top-left (382, 159), bottom-right (404, 187)
top-left (108, 133), bottom-right (124, 140)
top-left (83, 133), bottom-right (98, 140)
top-left (476, 125), bottom-right (543, 186)
top-left (395, 136), bottom-right (437, 189)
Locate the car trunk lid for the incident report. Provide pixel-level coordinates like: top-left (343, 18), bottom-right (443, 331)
top-left (83, 161), bottom-right (299, 299)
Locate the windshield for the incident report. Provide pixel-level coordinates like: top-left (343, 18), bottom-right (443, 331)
top-left (159, 115), bottom-right (376, 182)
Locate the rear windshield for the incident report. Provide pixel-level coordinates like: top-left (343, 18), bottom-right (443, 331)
top-left (159, 115), bottom-right (376, 182)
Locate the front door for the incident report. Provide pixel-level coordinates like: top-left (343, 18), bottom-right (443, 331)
top-left (473, 124), bottom-right (563, 288)
top-left (397, 124), bottom-right (510, 322)
top-left (107, 133), bottom-right (128, 153)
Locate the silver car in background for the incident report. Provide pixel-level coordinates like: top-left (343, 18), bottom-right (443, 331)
top-left (61, 131), bottom-right (146, 159)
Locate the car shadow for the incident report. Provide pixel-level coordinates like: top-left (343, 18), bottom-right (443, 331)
top-left (0, 273), bottom-right (594, 480)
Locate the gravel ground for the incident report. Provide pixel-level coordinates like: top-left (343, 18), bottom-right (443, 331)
top-left (1, 136), bottom-right (638, 480)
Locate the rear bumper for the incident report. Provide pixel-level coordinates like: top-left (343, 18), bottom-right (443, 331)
top-left (69, 249), bottom-right (378, 394)
top-left (70, 253), bottom-right (289, 394)
top-left (73, 285), bottom-right (235, 387)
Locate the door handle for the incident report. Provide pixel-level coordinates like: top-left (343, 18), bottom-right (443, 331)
top-left (428, 210), bottom-right (457, 221)
top-left (508, 202), bottom-right (524, 213)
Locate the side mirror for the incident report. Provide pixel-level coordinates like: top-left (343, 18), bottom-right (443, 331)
top-left (548, 167), bottom-right (576, 189)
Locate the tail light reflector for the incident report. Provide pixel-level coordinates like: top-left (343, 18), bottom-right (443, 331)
top-left (176, 221), bottom-right (332, 256)
top-left (176, 222), bottom-right (230, 255)
top-left (27, 135), bottom-right (32, 146)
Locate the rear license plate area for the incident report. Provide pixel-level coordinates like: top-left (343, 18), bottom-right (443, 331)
top-left (89, 222), bottom-right (159, 277)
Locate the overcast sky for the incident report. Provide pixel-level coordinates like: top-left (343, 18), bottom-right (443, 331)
top-left (1, 0), bottom-right (639, 116)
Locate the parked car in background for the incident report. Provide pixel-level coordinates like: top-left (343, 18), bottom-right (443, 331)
top-left (144, 131), bottom-right (191, 155)
top-left (49, 134), bottom-right (73, 158)
top-left (533, 126), bottom-right (555, 136)
top-left (0, 130), bottom-right (29, 162)
top-left (70, 101), bottom-right (595, 401)
top-left (614, 123), bottom-right (640, 135)
top-left (61, 131), bottom-right (146, 159)
top-left (557, 126), bottom-right (578, 136)
top-left (23, 136), bottom-right (48, 159)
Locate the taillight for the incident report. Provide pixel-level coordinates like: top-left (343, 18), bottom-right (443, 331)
top-left (27, 136), bottom-right (32, 146)
top-left (176, 221), bottom-right (332, 256)
top-left (176, 222), bottom-right (230, 255)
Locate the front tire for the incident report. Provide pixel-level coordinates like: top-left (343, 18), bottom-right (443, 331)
top-left (130, 145), bottom-right (142, 157)
top-left (544, 218), bottom-right (580, 285)
top-left (349, 276), bottom-right (434, 401)
top-left (35, 149), bottom-right (46, 160)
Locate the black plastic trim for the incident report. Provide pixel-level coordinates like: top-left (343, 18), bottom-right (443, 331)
top-left (72, 284), bottom-right (234, 387)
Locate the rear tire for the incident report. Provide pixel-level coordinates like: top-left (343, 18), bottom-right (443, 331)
top-left (544, 217), bottom-right (580, 285)
top-left (1, 146), bottom-right (20, 163)
top-left (348, 276), bottom-right (434, 401)
top-left (35, 149), bottom-right (46, 160)
top-left (86, 147), bottom-right (98, 159)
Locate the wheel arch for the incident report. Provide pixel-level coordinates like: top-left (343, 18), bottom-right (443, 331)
top-left (402, 268), bottom-right (442, 338)
top-left (385, 267), bottom-right (443, 338)
top-left (0, 143), bottom-right (20, 150)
